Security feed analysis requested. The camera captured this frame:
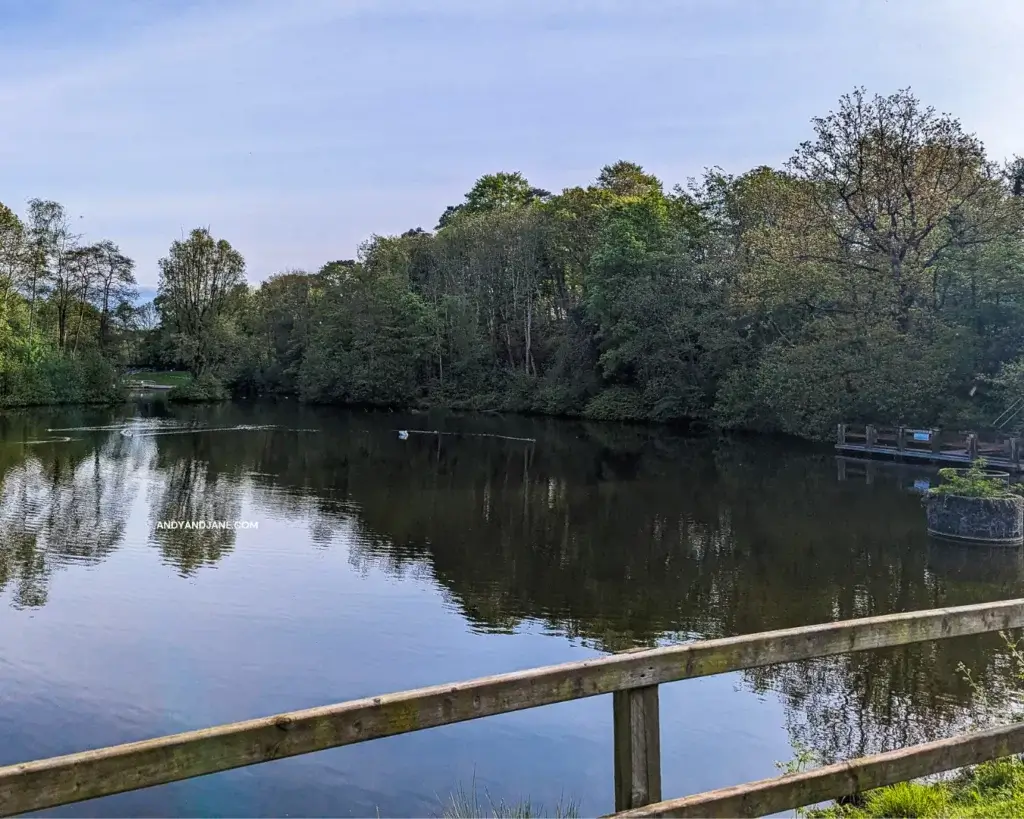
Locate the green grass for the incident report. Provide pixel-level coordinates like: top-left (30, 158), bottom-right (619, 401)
top-left (439, 779), bottom-right (580, 818)
top-left (167, 373), bottom-right (229, 402)
top-left (809, 756), bottom-right (1024, 818)
top-left (125, 370), bottom-right (191, 387)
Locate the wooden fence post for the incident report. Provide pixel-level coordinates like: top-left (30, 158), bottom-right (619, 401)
top-left (896, 426), bottom-right (906, 454)
top-left (614, 686), bottom-right (662, 812)
top-left (931, 429), bottom-right (942, 457)
top-left (967, 433), bottom-right (979, 462)
top-left (866, 425), bottom-right (877, 449)
top-left (837, 424), bottom-right (846, 447)
top-left (1012, 438), bottom-right (1022, 472)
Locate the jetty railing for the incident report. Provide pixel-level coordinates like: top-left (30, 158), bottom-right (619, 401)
top-left (837, 424), bottom-right (1024, 471)
top-left (3, 600), bottom-right (1024, 818)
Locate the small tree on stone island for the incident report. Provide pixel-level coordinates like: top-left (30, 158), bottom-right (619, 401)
top-left (930, 458), bottom-right (1018, 498)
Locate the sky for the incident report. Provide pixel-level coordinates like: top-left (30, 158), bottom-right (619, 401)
top-left (2, 0), bottom-right (1022, 289)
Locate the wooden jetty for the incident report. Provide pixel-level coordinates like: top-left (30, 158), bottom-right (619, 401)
top-left (126, 380), bottom-right (174, 391)
top-left (4, 599), bottom-right (1024, 817)
top-left (837, 424), bottom-right (1024, 472)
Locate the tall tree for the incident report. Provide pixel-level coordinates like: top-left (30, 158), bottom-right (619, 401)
top-left (300, 263), bottom-right (437, 406)
top-left (436, 172), bottom-right (547, 229)
top-left (0, 204), bottom-right (25, 323)
top-left (92, 240), bottom-right (137, 354)
top-left (66, 243), bottom-right (102, 354)
top-left (595, 161), bottom-right (663, 198)
top-left (157, 228), bottom-right (246, 376)
top-left (786, 87), bottom-right (1013, 332)
top-left (24, 199), bottom-right (80, 345)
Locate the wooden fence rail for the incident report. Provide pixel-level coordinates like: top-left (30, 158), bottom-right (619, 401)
top-left (837, 424), bottom-right (1024, 471)
top-left (609, 721), bottom-right (1024, 818)
top-left (3, 599), bottom-right (1024, 817)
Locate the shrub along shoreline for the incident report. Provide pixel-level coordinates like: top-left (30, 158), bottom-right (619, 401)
top-left (0, 353), bottom-right (123, 408)
top-left (809, 756), bottom-right (1024, 818)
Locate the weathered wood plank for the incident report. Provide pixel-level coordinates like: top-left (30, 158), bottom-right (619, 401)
top-left (607, 720), bottom-right (1024, 818)
top-left (865, 425), bottom-right (877, 448)
top-left (832, 444), bottom-right (1023, 471)
top-left (614, 686), bottom-right (661, 811)
top-left (2, 599), bottom-right (1024, 816)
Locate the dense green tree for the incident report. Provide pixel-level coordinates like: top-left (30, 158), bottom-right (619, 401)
top-left (436, 171), bottom-right (548, 229)
top-left (0, 205), bottom-right (25, 323)
top-left (157, 228), bottom-right (246, 378)
top-left (230, 271), bottom-right (317, 394)
top-left (299, 261), bottom-right (438, 406)
top-left (595, 160), bottom-right (663, 197)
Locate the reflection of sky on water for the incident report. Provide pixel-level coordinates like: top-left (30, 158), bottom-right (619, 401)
top-left (0, 402), bottom-right (1021, 816)
top-left (4, 509), bottom-right (791, 816)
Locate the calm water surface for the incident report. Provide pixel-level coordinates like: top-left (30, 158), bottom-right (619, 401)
top-left (1, 401), bottom-right (1023, 817)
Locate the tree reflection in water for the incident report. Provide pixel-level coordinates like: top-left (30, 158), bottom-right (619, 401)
top-left (2, 402), bottom-right (1023, 765)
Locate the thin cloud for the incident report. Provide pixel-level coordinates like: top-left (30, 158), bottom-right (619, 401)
top-left (2, 0), bottom-right (1023, 285)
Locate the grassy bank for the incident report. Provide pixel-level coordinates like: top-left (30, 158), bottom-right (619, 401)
top-left (166, 373), bottom-right (229, 402)
top-left (808, 756), bottom-right (1024, 818)
top-left (124, 369), bottom-right (232, 403)
top-left (125, 370), bottom-right (191, 387)
top-left (431, 758), bottom-right (1024, 819)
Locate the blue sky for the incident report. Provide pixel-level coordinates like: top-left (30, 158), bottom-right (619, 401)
top-left (2, 0), bottom-right (1021, 287)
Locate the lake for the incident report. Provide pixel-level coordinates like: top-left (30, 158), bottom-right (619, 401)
top-left (1, 400), bottom-right (1022, 817)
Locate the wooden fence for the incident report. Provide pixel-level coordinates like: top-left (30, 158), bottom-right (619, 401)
top-left (3, 599), bottom-right (1024, 818)
top-left (836, 424), bottom-right (1024, 471)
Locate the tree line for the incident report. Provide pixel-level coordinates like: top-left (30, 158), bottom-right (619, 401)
top-left (0, 198), bottom-right (137, 405)
top-left (9, 87), bottom-right (1024, 438)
